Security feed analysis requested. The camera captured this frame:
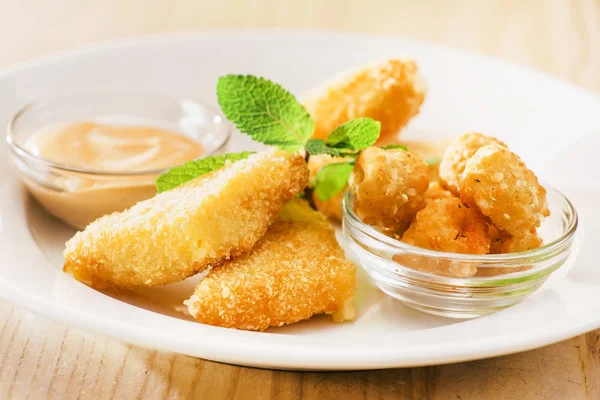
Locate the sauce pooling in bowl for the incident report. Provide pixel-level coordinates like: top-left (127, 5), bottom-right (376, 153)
top-left (20, 121), bottom-right (205, 229)
top-left (28, 122), bottom-right (204, 171)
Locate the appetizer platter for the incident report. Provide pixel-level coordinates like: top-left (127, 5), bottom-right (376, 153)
top-left (0, 31), bottom-right (599, 370)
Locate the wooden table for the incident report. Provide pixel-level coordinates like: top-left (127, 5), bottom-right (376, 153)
top-left (1, 1), bottom-right (599, 399)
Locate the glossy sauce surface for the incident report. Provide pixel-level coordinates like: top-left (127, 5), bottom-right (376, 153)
top-left (22, 121), bottom-right (204, 229)
top-left (29, 122), bottom-right (203, 171)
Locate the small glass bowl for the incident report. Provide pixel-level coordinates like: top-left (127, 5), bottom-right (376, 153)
top-left (7, 90), bottom-right (231, 230)
top-left (342, 185), bottom-right (578, 318)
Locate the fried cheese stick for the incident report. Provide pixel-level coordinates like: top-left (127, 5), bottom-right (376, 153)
top-left (63, 148), bottom-right (309, 289)
top-left (185, 199), bottom-right (357, 331)
top-left (302, 59), bottom-right (427, 143)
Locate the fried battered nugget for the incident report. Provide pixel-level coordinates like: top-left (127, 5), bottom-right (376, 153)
top-left (378, 139), bottom-right (453, 183)
top-left (424, 182), bottom-right (454, 204)
top-left (460, 145), bottom-right (549, 236)
top-left (439, 133), bottom-right (507, 195)
top-left (401, 198), bottom-right (490, 255)
top-left (489, 225), bottom-right (543, 254)
top-left (63, 148), bottom-right (309, 289)
top-left (308, 154), bottom-right (346, 221)
top-left (185, 200), bottom-right (357, 331)
top-left (349, 147), bottom-right (429, 232)
top-left (302, 59), bottom-right (427, 143)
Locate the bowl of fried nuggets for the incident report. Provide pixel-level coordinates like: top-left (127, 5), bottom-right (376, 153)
top-left (341, 134), bottom-right (577, 318)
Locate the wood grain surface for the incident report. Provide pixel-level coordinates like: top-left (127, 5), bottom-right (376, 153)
top-left (1, 0), bottom-right (599, 399)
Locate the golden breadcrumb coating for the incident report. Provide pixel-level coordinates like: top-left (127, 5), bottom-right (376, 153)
top-left (378, 139), bottom-right (453, 183)
top-left (401, 198), bottom-right (490, 255)
top-left (439, 133), bottom-right (507, 195)
top-left (349, 147), bottom-right (429, 232)
top-left (185, 200), bottom-right (357, 331)
top-left (489, 226), bottom-right (543, 254)
top-left (424, 182), bottom-right (455, 204)
top-left (302, 59), bottom-right (427, 143)
top-left (308, 154), bottom-right (346, 221)
top-left (460, 145), bottom-right (550, 236)
top-left (63, 149), bottom-right (309, 289)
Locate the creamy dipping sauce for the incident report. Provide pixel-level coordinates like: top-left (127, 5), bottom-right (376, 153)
top-left (22, 122), bottom-right (204, 230)
top-left (28, 122), bottom-right (203, 171)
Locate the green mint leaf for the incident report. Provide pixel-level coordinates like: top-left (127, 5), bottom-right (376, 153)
top-left (426, 157), bottom-right (439, 165)
top-left (305, 139), bottom-right (344, 157)
top-left (381, 144), bottom-right (408, 151)
top-left (217, 75), bottom-right (314, 152)
top-left (156, 151), bottom-right (254, 193)
top-left (326, 118), bottom-right (381, 151)
top-left (314, 162), bottom-right (354, 201)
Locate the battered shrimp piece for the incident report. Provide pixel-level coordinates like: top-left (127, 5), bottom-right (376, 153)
top-left (308, 154), bottom-right (346, 221)
top-left (424, 182), bottom-right (454, 204)
top-left (63, 148), bottom-right (309, 289)
top-left (185, 200), bottom-right (357, 331)
top-left (460, 145), bottom-right (549, 235)
top-left (401, 197), bottom-right (491, 255)
top-left (489, 226), bottom-right (543, 254)
top-left (349, 147), bottom-right (429, 232)
top-left (439, 133), bottom-right (507, 195)
top-left (302, 59), bottom-right (427, 143)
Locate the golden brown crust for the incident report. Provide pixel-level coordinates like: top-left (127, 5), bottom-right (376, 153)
top-left (459, 145), bottom-right (549, 235)
top-left (185, 200), bottom-right (357, 331)
top-left (401, 198), bottom-right (490, 255)
top-left (349, 147), bottom-right (429, 232)
top-left (63, 148), bottom-right (309, 289)
top-left (302, 59), bottom-right (426, 143)
top-left (439, 133), bottom-right (507, 195)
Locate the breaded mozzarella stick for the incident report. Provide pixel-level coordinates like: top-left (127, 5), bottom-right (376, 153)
top-left (185, 199), bottom-right (357, 331)
top-left (63, 148), bottom-right (309, 289)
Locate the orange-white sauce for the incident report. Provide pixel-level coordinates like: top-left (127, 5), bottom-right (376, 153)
top-left (23, 122), bottom-right (203, 230)
top-left (29, 122), bottom-right (203, 171)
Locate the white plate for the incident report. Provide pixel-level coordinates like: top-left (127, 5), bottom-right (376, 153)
top-left (1, 31), bottom-right (600, 371)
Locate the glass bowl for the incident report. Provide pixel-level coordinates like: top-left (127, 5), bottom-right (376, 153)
top-left (342, 185), bottom-right (578, 318)
top-left (7, 90), bottom-right (231, 230)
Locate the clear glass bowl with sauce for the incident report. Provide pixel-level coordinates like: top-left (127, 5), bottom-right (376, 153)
top-left (7, 90), bottom-right (231, 230)
top-left (342, 185), bottom-right (578, 318)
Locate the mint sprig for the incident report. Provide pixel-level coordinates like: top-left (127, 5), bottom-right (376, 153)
top-left (217, 75), bottom-right (314, 152)
top-left (305, 118), bottom-right (380, 158)
top-left (156, 152), bottom-right (254, 193)
top-left (327, 118), bottom-right (380, 150)
top-left (157, 75), bottom-right (387, 198)
top-left (305, 139), bottom-right (345, 157)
